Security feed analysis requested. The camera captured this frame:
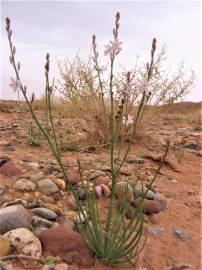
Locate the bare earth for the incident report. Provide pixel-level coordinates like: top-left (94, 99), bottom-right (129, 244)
top-left (0, 101), bottom-right (201, 270)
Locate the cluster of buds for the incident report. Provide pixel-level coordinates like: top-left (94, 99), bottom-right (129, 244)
top-left (45, 53), bottom-right (50, 74)
top-left (92, 34), bottom-right (106, 75)
top-left (5, 17), bottom-right (21, 71)
top-left (104, 12), bottom-right (122, 59)
top-left (151, 38), bottom-right (157, 58)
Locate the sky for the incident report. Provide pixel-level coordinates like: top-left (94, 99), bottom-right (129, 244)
top-left (0, 0), bottom-right (201, 101)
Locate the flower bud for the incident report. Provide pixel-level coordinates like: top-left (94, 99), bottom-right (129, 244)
top-left (17, 62), bottom-right (21, 71)
top-left (31, 93), bottom-right (35, 104)
top-left (12, 46), bottom-right (16, 56)
top-left (8, 29), bottom-right (12, 39)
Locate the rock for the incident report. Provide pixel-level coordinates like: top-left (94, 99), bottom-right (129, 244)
top-left (89, 170), bottom-right (105, 180)
top-left (76, 187), bottom-right (86, 200)
top-left (95, 185), bottom-right (102, 198)
top-left (2, 145), bottom-right (15, 152)
top-left (0, 235), bottom-right (10, 256)
top-left (4, 228), bottom-right (42, 258)
top-left (13, 178), bottom-right (36, 192)
top-left (42, 203), bottom-right (63, 216)
top-left (116, 182), bottom-right (134, 202)
top-left (99, 184), bottom-right (111, 197)
top-left (32, 207), bottom-right (57, 220)
top-left (0, 141), bottom-right (11, 146)
top-left (0, 161), bottom-right (22, 176)
top-left (173, 228), bottom-right (188, 241)
top-left (133, 199), bottom-right (162, 214)
top-left (95, 175), bottom-right (110, 186)
top-left (148, 213), bottom-right (160, 224)
top-left (31, 215), bottom-right (53, 228)
top-left (39, 227), bottom-right (95, 268)
top-left (0, 157), bottom-right (10, 167)
top-left (67, 170), bottom-right (78, 184)
top-left (37, 179), bottom-right (59, 195)
top-left (27, 162), bottom-right (40, 170)
top-left (147, 226), bottom-right (164, 235)
top-left (133, 184), bottom-right (156, 199)
top-left (54, 179), bottom-right (66, 190)
top-left (67, 196), bottom-right (78, 211)
top-left (183, 141), bottom-right (200, 150)
top-left (54, 263), bottom-right (69, 270)
top-left (53, 192), bottom-right (62, 201)
top-left (0, 205), bottom-right (32, 234)
top-left (165, 263), bottom-right (192, 270)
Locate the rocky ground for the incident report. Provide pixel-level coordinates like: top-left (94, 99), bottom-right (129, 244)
top-left (0, 101), bottom-right (201, 270)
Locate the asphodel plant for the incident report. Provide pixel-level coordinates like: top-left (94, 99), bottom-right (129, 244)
top-left (5, 13), bottom-right (169, 267)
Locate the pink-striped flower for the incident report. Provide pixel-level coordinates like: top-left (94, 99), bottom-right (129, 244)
top-left (104, 38), bottom-right (123, 58)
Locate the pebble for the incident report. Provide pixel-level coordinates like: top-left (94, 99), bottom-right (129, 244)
top-left (67, 196), bottom-right (78, 211)
top-left (0, 205), bottom-right (32, 234)
top-left (13, 178), bottom-right (36, 192)
top-left (32, 207), bottom-right (57, 220)
top-left (2, 145), bottom-right (15, 152)
top-left (173, 228), bottom-right (188, 241)
top-left (0, 160), bottom-right (22, 176)
top-left (0, 141), bottom-right (11, 146)
top-left (0, 235), bottom-right (10, 256)
top-left (0, 157), bottom-right (10, 167)
top-left (37, 179), bottom-right (59, 195)
top-left (31, 215), bottom-right (53, 228)
top-left (76, 187), bottom-right (86, 200)
top-left (165, 263), bottom-right (192, 270)
top-left (147, 226), bottom-right (164, 235)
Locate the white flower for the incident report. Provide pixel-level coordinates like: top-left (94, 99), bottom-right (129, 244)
top-left (9, 77), bottom-right (21, 92)
top-left (122, 114), bottom-right (134, 127)
top-left (104, 38), bottom-right (123, 58)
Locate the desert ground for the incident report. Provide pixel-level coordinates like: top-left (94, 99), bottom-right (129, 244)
top-left (0, 100), bottom-right (201, 270)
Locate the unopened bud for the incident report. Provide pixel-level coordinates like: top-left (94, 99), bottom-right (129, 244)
top-left (152, 38), bottom-right (157, 51)
top-left (5, 17), bottom-right (10, 31)
top-left (146, 62), bottom-right (150, 71)
top-left (12, 46), bottom-right (16, 56)
top-left (23, 85), bottom-right (27, 94)
top-left (31, 93), bottom-right (35, 104)
top-left (17, 62), bottom-right (21, 70)
top-left (8, 29), bottom-right (12, 39)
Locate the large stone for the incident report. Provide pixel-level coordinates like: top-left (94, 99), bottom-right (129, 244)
top-left (39, 227), bottom-right (95, 268)
top-left (4, 228), bottom-right (42, 258)
top-left (13, 178), bottom-right (36, 192)
top-left (0, 235), bottom-right (10, 256)
top-left (67, 170), bottom-right (78, 184)
top-left (37, 179), bottom-right (59, 195)
top-left (32, 207), bottom-right (57, 220)
top-left (0, 205), bottom-right (32, 234)
top-left (0, 161), bottom-right (22, 176)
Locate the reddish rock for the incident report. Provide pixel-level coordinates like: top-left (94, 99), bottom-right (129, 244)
top-left (133, 199), bottom-right (162, 214)
top-left (0, 161), bottom-right (22, 176)
top-left (95, 175), bottom-right (110, 186)
top-left (0, 141), bottom-right (11, 146)
top-left (148, 213), bottom-right (160, 224)
top-left (39, 227), bottom-right (95, 268)
top-left (67, 170), bottom-right (78, 184)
